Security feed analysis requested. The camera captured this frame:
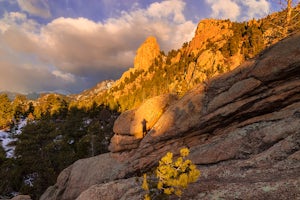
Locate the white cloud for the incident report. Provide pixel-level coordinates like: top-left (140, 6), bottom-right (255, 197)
top-left (38, 0), bottom-right (196, 75)
top-left (52, 70), bottom-right (75, 83)
top-left (0, 11), bottom-right (40, 33)
top-left (0, 0), bottom-right (196, 93)
top-left (241, 0), bottom-right (270, 19)
top-left (7, 12), bottom-right (27, 21)
top-left (205, 0), bottom-right (270, 21)
top-left (147, 0), bottom-right (186, 23)
top-left (206, 0), bottom-right (240, 20)
top-left (17, 0), bottom-right (51, 18)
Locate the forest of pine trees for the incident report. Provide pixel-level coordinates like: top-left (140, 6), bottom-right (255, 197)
top-left (0, 94), bottom-right (119, 199)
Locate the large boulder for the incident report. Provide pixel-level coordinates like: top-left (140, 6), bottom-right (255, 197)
top-left (109, 93), bottom-right (178, 152)
top-left (40, 153), bottom-right (125, 200)
top-left (11, 196), bottom-right (31, 200)
top-left (76, 178), bottom-right (142, 200)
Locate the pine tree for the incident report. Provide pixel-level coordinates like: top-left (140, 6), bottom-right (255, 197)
top-left (0, 94), bottom-right (13, 129)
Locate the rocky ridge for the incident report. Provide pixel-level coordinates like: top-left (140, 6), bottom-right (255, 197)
top-left (188, 19), bottom-right (233, 53)
top-left (40, 31), bottom-right (300, 200)
top-left (71, 80), bottom-right (114, 102)
top-left (113, 36), bottom-right (161, 86)
top-left (72, 5), bottom-right (300, 112)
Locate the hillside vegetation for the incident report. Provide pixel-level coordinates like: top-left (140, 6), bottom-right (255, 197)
top-left (0, 94), bottom-right (119, 199)
top-left (74, 4), bottom-right (300, 112)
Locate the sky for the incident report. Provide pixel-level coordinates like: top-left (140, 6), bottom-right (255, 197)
top-left (0, 0), bottom-right (287, 94)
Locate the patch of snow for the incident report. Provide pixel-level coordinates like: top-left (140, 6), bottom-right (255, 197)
top-left (84, 119), bottom-right (92, 125)
top-left (15, 118), bottom-right (27, 135)
top-left (0, 118), bottom-right (27, 158)
top-left (24, 173), bottom-right (38, 187)
top-left (68, 139), bottom-right (74, 144)
top-left (10, 191), bottom-right (19, 197)
top-left (0, 130), bottom-right (17, 158)
top-left (53, 134), bottom-right (63, 143)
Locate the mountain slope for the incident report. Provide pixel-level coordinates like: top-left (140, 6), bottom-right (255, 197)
top-left (41, 30), bottom-right (300, 200)
top-left (72, 4), bottom-right (300, 112)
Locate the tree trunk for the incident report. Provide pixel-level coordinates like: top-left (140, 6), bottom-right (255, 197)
top-left (284, 0), bottom-right (293, 36)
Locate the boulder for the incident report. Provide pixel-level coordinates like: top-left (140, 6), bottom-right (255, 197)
top-left (40, 153), bottom-right (125, 200)
top-left (109, 93), bottom-right (178, 152)
top-left (11, 196), bottom-right (31, 200)
top-left (108, 134), bottom-right (141, 153)
top-left (76, 177), bottom-right (143, 200)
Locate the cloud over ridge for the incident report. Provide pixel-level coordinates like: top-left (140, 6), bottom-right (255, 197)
top-left (0, 0), bottom-right (195, 94)
top-left (0, 0), bottom-right (273, 94)
top-left (205, 0), bottom-right (270, 21)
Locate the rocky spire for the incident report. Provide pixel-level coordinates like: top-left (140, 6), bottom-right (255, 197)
top-left (134, 36), bottom-right (160, 70)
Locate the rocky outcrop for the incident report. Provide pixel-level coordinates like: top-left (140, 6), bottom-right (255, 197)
top-left (40, 153), bottom-right (126, 200)
top-left (11, 195), bottom-right (32, 200)
top-left (188, 19), bottom-right (233, 53)
top-left (41, 32), bottom-right (300, 200)
top-left (108, 36), bottom-right (161, 104)
top-left (109, 93), bottom-right (178, 152)
top-left (184, 19), bottom-right (245, 86)
top-left (73, 80), bottom-right (114, 102)
top-left (76, 178), bottom-right (142, 200)
top-left (133, 36), bottom-right (160, 70)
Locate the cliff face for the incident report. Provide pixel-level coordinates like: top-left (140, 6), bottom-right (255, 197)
top-left (41, 32), bottom-right (300, 200)
top-left (188, 19), bottom-right (233, 53)
top-left (134, 36), bottom-right (160, 70)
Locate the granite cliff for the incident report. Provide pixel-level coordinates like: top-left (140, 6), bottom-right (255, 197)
top-left (40, 31), bottom-right (300, 200)
top-left (134, 36), bottom-right (161, 70)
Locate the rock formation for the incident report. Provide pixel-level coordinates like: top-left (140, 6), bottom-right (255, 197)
top-left (108, 36), bottom-right (161, 104)
top-left (41, 32), bottom-right (300, 200)
top-left (188, 19), bottom-right (233, 53)
top-left (10, 195), bottom-right (32, 200)
top-left (109, 93), bottom-right (178, 152)
top-left (40, 153), bottom-right (126, 200)
top-left (133, 36), bottom-right (160, 70)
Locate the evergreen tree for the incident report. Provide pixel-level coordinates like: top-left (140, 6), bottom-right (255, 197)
top-left (14, 120), bottom-right (58, 199)
top-left (0, 94), bottom-right (13, 129)
top-left (12, 94), bottom-right (28, 122)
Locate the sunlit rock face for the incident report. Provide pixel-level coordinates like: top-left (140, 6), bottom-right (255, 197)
top-left (134, 36), bottom-right (160, 71)
top-left (41, 32), bottom-right (300, 200)
top-left (109, 93), bottom-right (178, 152)
top-left (188, 19), bottom-right (233, 53)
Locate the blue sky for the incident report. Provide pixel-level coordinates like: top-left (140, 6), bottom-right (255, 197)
top-left (0, 0), bottom-right (288, 94)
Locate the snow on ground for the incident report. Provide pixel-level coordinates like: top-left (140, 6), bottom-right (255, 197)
top-left (0, 118), bottom-right (27, 158)
top-left (15, 118), bottom-right (27, 135)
